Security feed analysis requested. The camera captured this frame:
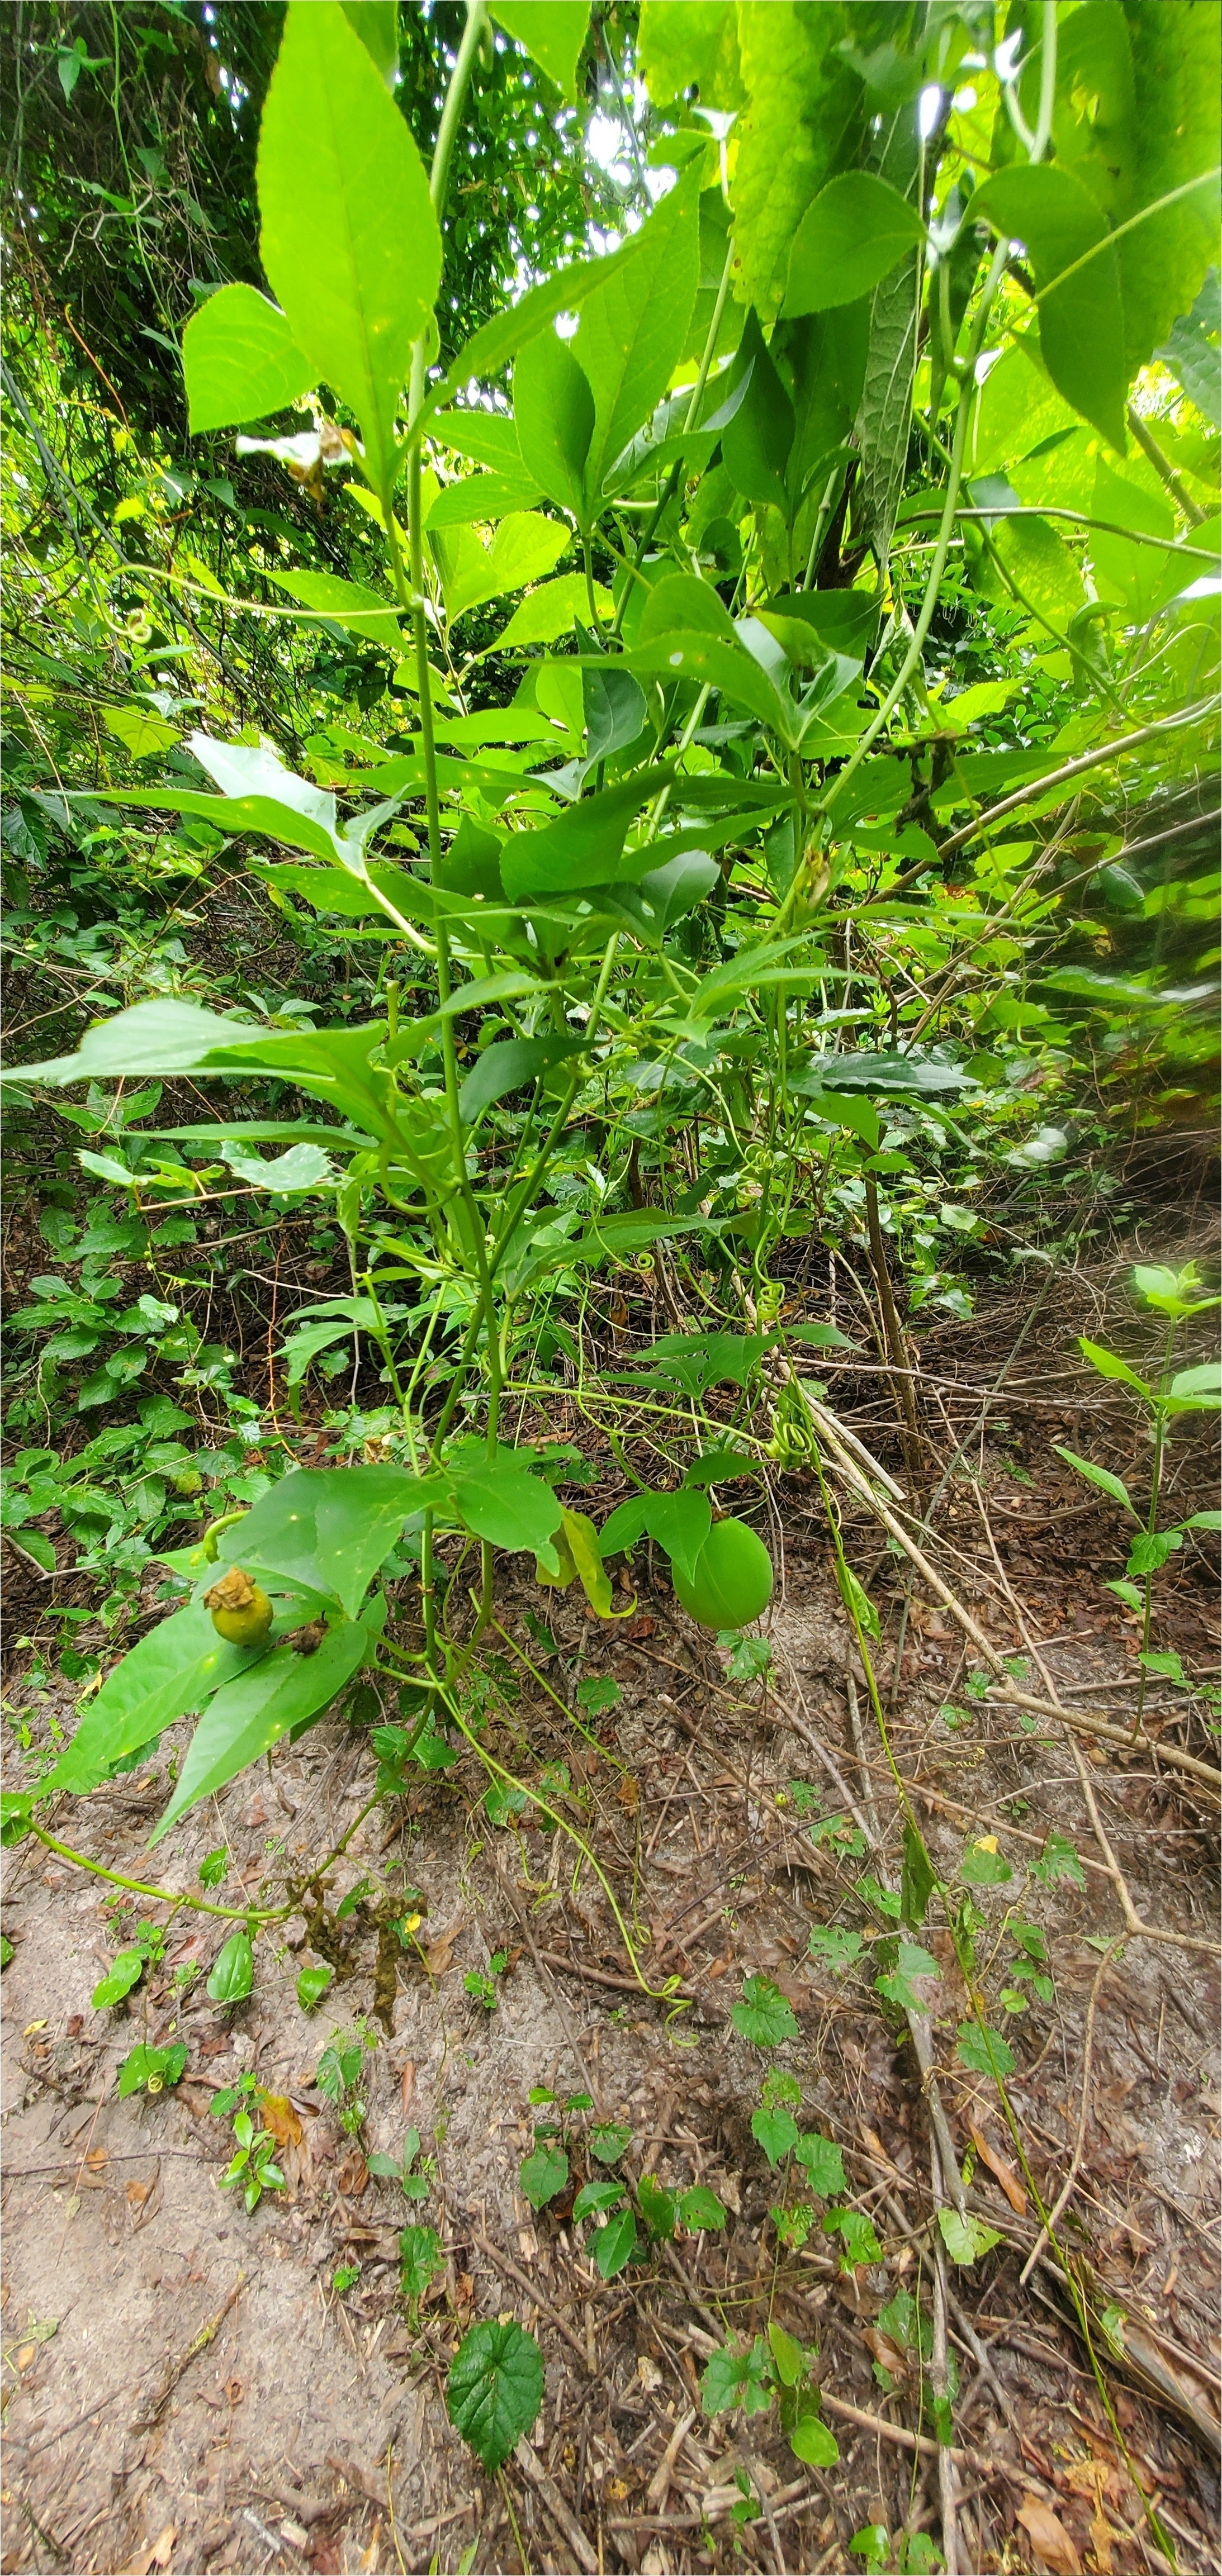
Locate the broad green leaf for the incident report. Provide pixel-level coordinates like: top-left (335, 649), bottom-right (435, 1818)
top-left (723, 312), bottom-right (794, 514)
top-left (959, 1840), bottom-right (1014, 1888)
top-left (969, 332), bottom-right (1081, 477)
top-left (584, 663), bottom-right (647, 764)
top-left (223, 1141), bottom-right (332, 1194)
top-left (489, 3), bottom-right (590, 104)
top-left (447, 2320), bottom-right (544, 2468)
top-left (1165, 1362), bottom-right (1222, 1413)
top-left (955, 2021), bottom-right (1016, 2080)
top-left (700, 2338), bottom-right (773, 2418)
top-left (766, 2322), bottom-right (805, 2387)
top-left (399, 2223), bottom-right (443, 2300)
top-left (807, 1923), bottom-right (863, 1975)
top-left (103, 705), bottom-right (181, 758)
top-left (92, 1947), bottom-right (146, 2008)
top-left (789, 2411), bottom-right (840, 2468)
top-left (519, 2141), bottom-right (569, 2209)
top-left (437, 243), bottom-right (641, 403)
top-left (636, 2174), bottom-right (676, 2240)
top-left (1090, 458), bottom-right (1181, 620)
top-left (822, 2207), bottom-right (882, 2269)
top-left (1117, 4), bottom-right (1220, 379)
top-left (297, 1962), bottom-right (333, 2009)
top-left (900, 1821), bottom-right (936, 1928)
top-left (443, 512), bottom-right (570, 622)
top-left (264, 568), bottom-right (403, 648)
top-left (1157, 272), bottom-right (1222, 429)
top-left (752, 2106), bottom-right (799, 2167)
top-left (598, 1495), bottom-right (650, 1557)
top-left (428, 468), bottom-right (543, 526)
top-left (500, 769), bottom-right (670, 901)
top-left (497, 572), bottom-right (613, 647)
top-left (641, 1487), bottom-right (711, 1582)
top-left (182, 282), bottom-right (315, 435)
top-left (938, 2207), bottom-right (1003, 2266)
top-left (558, 1509), bottom-right (614, 1617)
top-left (338, 0), bottom-right (397, 86)
top-left (36, 1600), bottom-right (260, 1803)
top-left (207, 1929), bottom-right (254, 2003)
top-left (257, 1), bottom-right (441, 493)
top-left (460, 1038), bottom-right (555, 1121)
top-left (731, 1974), bottom-right (799, 2049)
top-left (973, 165), bottom-right (1126, 450)
top-left (1053, 1445), bottom-right (1135, 1513)
top-left (785, 173), bottom-right (925, 316)
top-left (676, 2184), bottom-right (726, 2232)
top-left (153, 1613), bottom-right (373, 1837)
top-left (855, 107), bottom-right (921, 567)
top-left (623, 631), bottom-right (792, 738)
top-left (593, 2206), bottom-right (637, 2279)
top-left (574, 168), bottom-right (701, 500)
top-left (639, 571), bottom-right (738, 645)
top-left (730, 4), bottom-right (858, 319)
top-left (511, 326), bottom-right (595, 517)
top-left (452, 1463), bottom-right (562, 1556)
top-left (1078, 1338), bottom-right (1151, 1397)
top-left (205, 1465), bottom-right (429, 1614)
top-left (638, 2), bottom-right (744, 111)
top-left (117, 2041), bottom-right (188, 2097)
top-left (793, 2131), bottom-right (845, 2196)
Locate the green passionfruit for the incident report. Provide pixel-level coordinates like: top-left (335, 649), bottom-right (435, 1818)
top-left (671, 1519), bottom-right (773, 1631)
top-left (203, 1565), bottom-right (273, 1647)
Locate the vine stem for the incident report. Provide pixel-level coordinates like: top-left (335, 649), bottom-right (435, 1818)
top-left (27, 1823), bottom-right (292, 1923)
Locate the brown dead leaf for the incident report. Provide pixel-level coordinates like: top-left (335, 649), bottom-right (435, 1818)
top-left (423, 1918), bottom-right (463, 1976)
top-left (1017, 2494), bottom-right (1082, 2576)
top-left (614, 1777), bottom-right (640, 1812)
top-left (126, 2180), bottom-right (153, 2206)
top-left (335, 2147), bottom-right (369, 2199)
top-left (84, 2148), bottom-right (108, 2170)
top-left (257, 2091), bottom-right (303, 2151)
top-left (863, 2327), bottom-right (909, 2380)
top-left (968, 2117), bottom-right (1027, 2216)
top-left (150, 2529), bottom-right (177, 2570)
top-left (400, 2060), bottom-right (416, 2114)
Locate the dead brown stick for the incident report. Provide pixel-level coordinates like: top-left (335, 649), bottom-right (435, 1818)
top-left (1019, 1937), bottom-right (1127, 2286)
top-left (513, 2437), bottom-right (599, 2572)
top-left (471, 2229), bottom-right (593, 2370)
top-left (818, 2391), bottom-right (1003, 2476)
top-left (130, 2271), bottom-right (245, 2433)
top-left (805, 1396), bottom-right (1221, 1792)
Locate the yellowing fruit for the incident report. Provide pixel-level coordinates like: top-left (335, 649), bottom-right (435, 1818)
top-left (672, 1519), bottom-right (773, 1631)
top-left (203, 1566), bottom-right (273, 1647)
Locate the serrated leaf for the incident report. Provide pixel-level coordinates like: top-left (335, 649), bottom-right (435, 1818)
top-left (938, 2207), bottom-right (1003, 2266)
top-left (955, 2021), bottom-right (1016, 2080)
top-left (519, 2141), bottom-right (569, 2209)
top-left (751, 2106), bottom-right (799, 2168)
top-left (793, 2132), bottom-right (846, 2197)
top-left (731, 1974), bottom-right (799, 2049)
top-left (676, 2184), bottom-right (726, 2233)
top-left (447, 2318), bottom-right (543, 2468)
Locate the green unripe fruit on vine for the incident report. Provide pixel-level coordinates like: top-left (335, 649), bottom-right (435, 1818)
top-left (203, 1566), bottom-right (273, 1647)
top-left (671, 1520), bottom-right (773, 1632)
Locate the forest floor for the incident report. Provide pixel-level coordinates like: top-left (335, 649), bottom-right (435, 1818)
top-left (1, 1252), bottom-right (1219, 2576)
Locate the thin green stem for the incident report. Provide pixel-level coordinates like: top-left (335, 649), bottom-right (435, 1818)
top-left (28, 1824), bottom-right (292, 1923)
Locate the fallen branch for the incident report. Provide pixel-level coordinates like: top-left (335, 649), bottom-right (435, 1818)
top-left (513, 2438), bottom-right (599, 2572)
top-left (130, 2273), bottom-right (245, 2434)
